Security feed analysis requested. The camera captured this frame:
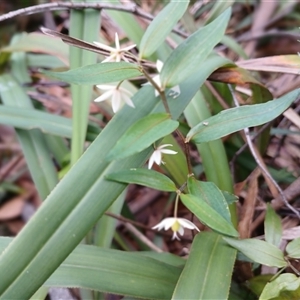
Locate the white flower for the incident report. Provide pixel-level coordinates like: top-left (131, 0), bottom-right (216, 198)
top-left (95, 84), bottom-right (134, 113)
top-left (93, 32), bottom-right (136, 63)
top-left (148, 144), bottom-right (177, 169)
top-left (145, 60), bottom-right (181, 97)
top-left (152, 217), bottom-right (200, 240)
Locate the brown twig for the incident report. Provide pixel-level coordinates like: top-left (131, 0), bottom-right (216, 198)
top-left (228, 84), bottom-right (300, 219)
top-left (0, 2), bottom-right (188, 38)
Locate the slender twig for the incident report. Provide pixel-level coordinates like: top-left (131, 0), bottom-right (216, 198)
top-left (124, 223), bottom-right (163, 252)
top-left (0, 2), bottom-right (188, 38)
top-left (228, 84), bottom-right (300, 218)
top-left (105, 211), bottom-right (152, 231)
top-left (141, 69), bottom-right (171, 115)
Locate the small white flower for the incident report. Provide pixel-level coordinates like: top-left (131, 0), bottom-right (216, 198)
top-left (95, 84), bottom-right (134, 113)
top-left (148, 144), bottom-right (177, 169)
top-left (93, 32), bottom-right (136, 63)
top-left (152, 217), bottom-right (200, 240)
top-left (145, 60), bottom-right (180, 97)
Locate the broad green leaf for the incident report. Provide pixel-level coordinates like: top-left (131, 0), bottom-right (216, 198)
top-left (0, 237), bottom-right (182, 300)
top-left (259, 274), bottom-right (300, 300)
top-left (286, 237), bottom-right (300, 259)
top-left (139, 0), bottom-right (189, 58)
top-left (172, 232), bottom-right (236, 299)
top-left (43, 62), bottom-right (142, 85)
top-left (160, 8), bottom-right (231, 88)
top-left (186, 89), bottom-right (300, 143)
top-left (106, 113), bottom-right (179, 161)
top-left (0, 105), bottom-right (72, 138)
top-left (223, 238), bottom-right (287, 268)
top-left (180, 194), bottom-right (238, 237)
top-left (187, 177), bottom-right (231, 223)
top-left (247, 275), bottom-right (273, 297)
top-left (106, 168), bottom-right (177, 192)
top-left (264, 204), bottom-right (282, 247)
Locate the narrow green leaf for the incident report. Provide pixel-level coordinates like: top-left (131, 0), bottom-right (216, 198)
top-left (286, 237), bottom-right (300, 259)
top-left (161, 8), bottom-right (231, 88)
top-left (187, 89), bottom-right (300, 143)
top-left (187, 177), bottom-right (231, 223)
top-left (172, 232), bottom-right (236, 299)
top-left (0, 237), bottom-right (181, 300)
top-left (0, 75), bottom-right (58, 200)
top-left (106, 168), bottom-right (177, 192)
top-left (264, 204), bottom-right (282, 247)
top-left (180, 194), bottom-right (238, 237)
top-left (139, 0), bottom-right (189, 58)
top-left (42, 62), bottom-right (142, 85)
top-left (223, 238), bottom-right (287, 268)
top-left (106, 113), bottom-right (179, 161)
top-left (69, 3), bottom-right (101, 165)
top-left (0, 105), bottom-right (72, 138)
top-left (259, 274), bottom-right (300, 300)
top-left (2, 32), bottom-right (69, 65)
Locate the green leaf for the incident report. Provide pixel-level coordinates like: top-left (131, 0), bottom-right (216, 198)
top-left (172, 232), bottom-right (236, 299)
top-left (47, 245), bottom-right (182, 299)
top-left (222, 191), bottom-right (239, 205)
top-left (160, 7), bottom-right (231, 88)
top-left (69, 3), bottom-right (101, 165)
top-left (106, 168), bottom-right (177, 192)
top-left (42, 62), bottom-right (142, 85)
top-left (223, 238), bottom-right (287, 268)
top-left (0, 237), bottom-right (182, 300)
top-left (0, 74), bottom-right (58, 200)
top-left (286, 237), bottom-right (300, 259)
top-left (139, 0), bottom-right (189, 58)
top-left (187, 177), bottom-right (231, 223)
top-left (259, 274), bottom-right (300, 300)
top-left (106, 113), bottom-right (179, 161)
top-left (0, 105), bottom-right (72, 138)
top-left (2, 32), bottom-right (69, 65)
top-left (186, 88), bottom-right (300, 143)
top-left (0, 50), bottom-right (230, 299)
top-left (180, 194), bottom-right (238, 237)
top-left (264, 204), bottom-right (282, 247)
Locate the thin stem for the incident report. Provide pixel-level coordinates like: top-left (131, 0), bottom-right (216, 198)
top-left (177, 130), bottom-right (192, 175)
top-left (173, 192), bottom-right (180, 218)
top-left (142, 68), bottom-right (171, 115)
top-left (228, 84), bottom-right (300, 219)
